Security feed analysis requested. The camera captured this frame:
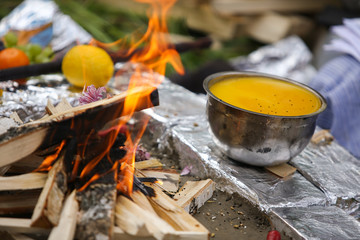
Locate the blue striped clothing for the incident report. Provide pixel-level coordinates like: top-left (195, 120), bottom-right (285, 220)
top-left (310, 54), bottom-right (360, 159)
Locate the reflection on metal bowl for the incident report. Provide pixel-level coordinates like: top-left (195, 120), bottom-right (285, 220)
top-left (203, 71), bottom-right (327, 166)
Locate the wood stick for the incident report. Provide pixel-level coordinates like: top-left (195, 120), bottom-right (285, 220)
top-left (265, 163), bottom-right (297, 178)
top-left (0, 232), bottom-right (36, 240)
top-left (114, 227), bottom-right (208, 240)
top-left (0, 165), bottom-right (10, 176)
top-left (113, 227), bottom-right (156, 240)
top-left (0, 190), bottom-right (40, 215)
top-left (31, 156), bottom-right (67, 228)
top-left (8, 154), bottom-right (45, 174)
top-left (311, 129), bottom-right (334, 145)
top-left (141, 170), bottom-right (180, 193)
top-left (48, 190), bottom-right (78, 240)
top-left (131, 190), bottom-right (158, 215)
top-left (0, 87), bottom-right (159, 168)
top-left (115, 195), bottom-right (175, 238)
top-left (135, 158), bottom-right (163, 170)
top-left (147, 183), bottom-right (209, 237)
top-left (76, 183), bottom-right (117, 240)
top-left (173, 179), bottom-right (215, 214)
top-left (0, 127), bottom-right (48, 169)
top-left (0, 217), bottom-right (49, 235)
top-left (0, 172), bottom-right (47, 191)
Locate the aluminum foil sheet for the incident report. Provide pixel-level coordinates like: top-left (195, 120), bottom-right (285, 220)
top-left (0, 0), bottom-right (91, 50)
top-left (230, 36), bottom-right (317, 85)
top-left (269, 206), bottom-right (360, 240)
top-left (144, 79), bottom-right (360, 239)
top-left (0, 76), bottom-right (79, 123)
top-left (292, 141), bottom-right (360, 218)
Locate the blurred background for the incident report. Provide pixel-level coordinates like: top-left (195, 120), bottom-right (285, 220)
top-left (1, 0), bottom-right (360, 93)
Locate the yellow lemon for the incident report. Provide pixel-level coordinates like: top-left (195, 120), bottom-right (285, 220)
top-left (62, 45), bottom-right (114, 88)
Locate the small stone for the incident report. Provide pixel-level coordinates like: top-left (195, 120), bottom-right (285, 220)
top-left (210, 233), bottom-right (215, 238)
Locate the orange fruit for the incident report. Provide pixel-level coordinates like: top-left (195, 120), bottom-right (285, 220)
top-left (0, 48), bottom-right (30, 69)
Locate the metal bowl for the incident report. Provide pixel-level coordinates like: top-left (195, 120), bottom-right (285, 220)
top-left (203, 71), bottom-right (327, 166)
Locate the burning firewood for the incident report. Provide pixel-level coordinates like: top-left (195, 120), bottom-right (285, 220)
top-left (140, 169), bottom-right (180, 194)
top-left (0, 87), bottom-right (159, 168)
top-left (31, 155), bottom-right (68, 228)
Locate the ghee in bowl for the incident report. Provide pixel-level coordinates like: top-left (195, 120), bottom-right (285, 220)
top-left (203, 72), bottom-right (327, 166)
top-left (209, 76), bottom-right (322, 117)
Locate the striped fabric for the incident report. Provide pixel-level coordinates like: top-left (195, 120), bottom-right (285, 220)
top-left (310, 54), bottom-right (360, 159)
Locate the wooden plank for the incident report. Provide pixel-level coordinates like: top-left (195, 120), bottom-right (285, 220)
top-left (76, 183), bottom-right (117, 240)
top-left (311, 129), bottom-right (334, 145)
top-left (49, 191), bottom-right (78, 240)
top-left (147, 183), bottom-right (209, 237)
top-left (0, 127), bottom-right (48, 168)
top-left (31, 156), bottom-right (67, 228)
top-left (141, 170), bottom-right (180, 193)
top-left (135, 158), bottom-right (163, 170)
top-left (113, 227), bottom-right (156, 240)
top-left (131, 190), bottom-right (158, 215)
top-left (8, 154), bottom-right (44, 174)
top-left (265, 163), bottom-right (297, 178)
top-left (173, 179), bottom-right (215, 214)
top-left (0, 218), bottom-right (49, 235)
top-left (0, 87), bottom-right (158, 168)
top-left (0, 232), bottom-right (36, 240)
top-left (113, 227), bottom-right (207, 240)
top-left (115, 195), bottom-right (175, 238)
top-left (0, 190), bottom-right (40, 215)
top-left (0, 173), bottom-right (47, 191)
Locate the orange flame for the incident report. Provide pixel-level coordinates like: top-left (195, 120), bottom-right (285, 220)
top-left (35, 140), bottom-right (66, 172)
top-left (38, 0), bottom-right (184, 196)
top-left (111, 0), bottom-right (184, 196)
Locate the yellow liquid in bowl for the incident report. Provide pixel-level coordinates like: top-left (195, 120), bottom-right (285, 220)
top-left (209, 77), bottom-right (321, 116)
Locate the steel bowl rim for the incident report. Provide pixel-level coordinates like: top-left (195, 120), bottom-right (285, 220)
top-left (203, 71), bottom-right (327, 119)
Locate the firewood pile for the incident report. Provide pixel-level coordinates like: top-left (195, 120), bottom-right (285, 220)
top-left (0, 90), bottom-right (215, 240)
top-left (101, 0), bottom-right (341, 43)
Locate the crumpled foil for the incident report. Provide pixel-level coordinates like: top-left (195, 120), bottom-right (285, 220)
top-left (144, 78), bottom-right (360, 239)
top-left (230, 36), bottom-right (317, 85)
top-left (270, 206), bottom-right (360, 239)
top-left (0, 0), bottom-right (91, 50)
top-left (0, 76), bottom-right (79, 123)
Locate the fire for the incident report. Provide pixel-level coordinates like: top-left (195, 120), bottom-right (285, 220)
top-left (34, 0), bottom-right (183, 196)
top-left (76, 0), bottom-right (183, 195)
top-left (35, 140), bottom-right (66, 172)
